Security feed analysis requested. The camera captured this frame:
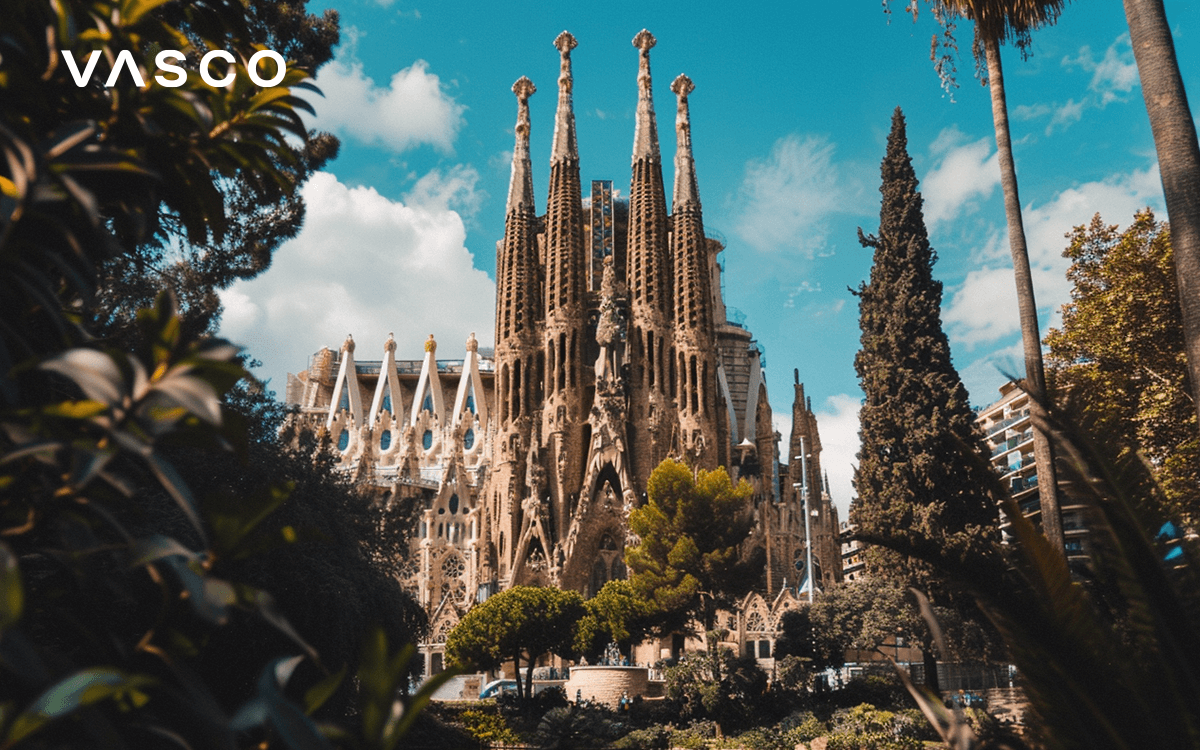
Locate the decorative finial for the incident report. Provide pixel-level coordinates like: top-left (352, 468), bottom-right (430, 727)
top-left (551, 31), bottom-right (578, 163)
top-left (507, 77), bottom-right (536, 213)
top-left (341, 334), bottom-right (355, 354)
top-left (513, 76), bottom-right (535, 103)
top-left (633, 29), bottom-right (656, 54)
top-left (384, 332), bottom-right (397, 353)
top-left (670, 73), bottom-right (693, 98)
top-left (554, 30), bottom-right (578, 55)
top-left (424, 333), bottom-right (437, 354)
top-left (465, 332), bottom-right (478, 353)
top-left (632, 30), bottom-right (659, 163)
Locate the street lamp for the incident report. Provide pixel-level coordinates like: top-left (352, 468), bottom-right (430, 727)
top-left (793, 438), bottom-right (814, 604)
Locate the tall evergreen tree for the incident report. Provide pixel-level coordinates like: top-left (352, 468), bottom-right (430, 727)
top-left (851, 108), bottom-right (1000, 689)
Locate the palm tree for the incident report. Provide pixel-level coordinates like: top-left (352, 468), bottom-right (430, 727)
top-left (903, 0), bottom-right (1067, 553)
top-left (1122, 0), bottom-right (1200, 430)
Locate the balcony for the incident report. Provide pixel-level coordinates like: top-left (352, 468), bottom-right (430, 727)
top-left (991, 430), bottom-right (1035, 457)
top-left (985, 409), bottom-right (1031, 438)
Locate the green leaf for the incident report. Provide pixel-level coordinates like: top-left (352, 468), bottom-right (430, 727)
top-left (0, 543), bottom-right (22, 631)
top-left (128, 534), bottom-right (200, 567)
top-left (5, 669), bottom-right (155, 745)
top-left (303, 665), bottom-right (346, 716)
top-left (38, 349), bottom-right (126, 406)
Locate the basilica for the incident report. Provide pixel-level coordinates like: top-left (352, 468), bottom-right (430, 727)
top-left (285, 30), bottom-right (842, 670)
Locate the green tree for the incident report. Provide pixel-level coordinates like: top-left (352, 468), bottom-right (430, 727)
top-left (0, 0), bottom-right (448, 745)
top-left (575, 579), bottom-right (657, 663)
top-left (88, 1), bottom-right (341, 346)
top-left (625, 459), bottom-right (758, 636)
top-left (662, 644), bottom-right (768, 734)
top-left (1045, 210), bottom-right (1200, 530)
top-left (896, 0), bottom-right (1067, 552)
top-left (1122, 0), bottom-right (1200, 432)
top-left (445, 586), bottom-right (585, 703)
top-left (851, 108), bottom-right (1000, 691)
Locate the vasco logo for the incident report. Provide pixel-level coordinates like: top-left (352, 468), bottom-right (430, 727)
top-left (61, 50), bottom-right (288, 88)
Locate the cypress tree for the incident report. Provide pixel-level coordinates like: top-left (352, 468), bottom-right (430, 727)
top-left (851, 109), bottom-right (1000, 687)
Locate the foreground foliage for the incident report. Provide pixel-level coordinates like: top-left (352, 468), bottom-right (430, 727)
top-left (0, 0), bottom-right (447, 746)
top-left (1046, 209), bottom-right (1200, 530)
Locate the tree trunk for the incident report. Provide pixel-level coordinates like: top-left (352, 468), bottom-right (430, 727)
top-left (1123, 0), bottom-right (1200, 428)
top-left (984, 36), bottom-right (1065, 555)
top-left (922, 643), bottom-right (941, 694)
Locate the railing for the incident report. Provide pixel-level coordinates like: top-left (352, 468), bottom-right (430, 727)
top-left (985, 409), bottom-right (1031, 438)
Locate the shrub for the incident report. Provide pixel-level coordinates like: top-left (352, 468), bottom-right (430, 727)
top-left (459, 707), bottom-right (521, 745)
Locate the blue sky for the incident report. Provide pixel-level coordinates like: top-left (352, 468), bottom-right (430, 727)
top-left (219, 0), bottom-right (1199, 517)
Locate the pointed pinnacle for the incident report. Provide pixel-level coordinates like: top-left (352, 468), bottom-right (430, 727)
top-left (506, 76), bottom-right (535, 214)
top-left (632, 29), bottom-right (659, 163)
top-left (671, 74), bottom-right (698, 209)
top-left (551, 31), bottom-right (578, 163)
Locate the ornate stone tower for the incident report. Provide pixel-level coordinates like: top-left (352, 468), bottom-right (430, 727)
top-left (625, 30), bottom-right (675, 487)
top-left (669, 74), bottom-right (720, 471)
top-left (535, 33), bottom-right (590, 578)
top-left (783, 374), bottom-right (843, 594)
top-left (492, 76), bottom-right (542, 584)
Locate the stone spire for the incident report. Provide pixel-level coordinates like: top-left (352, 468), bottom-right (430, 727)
top-left (671, 74), bottom-right (699, 211)
top-left (544, 31), bottom-right (585, 320)
top-left (632, 29), bottom-right (660, 163)
top-left (550, 32), bottom-right (578, 164)
top-left (626, 28), bottom-right (670, 319)
top-left (670, 72), bottom-right (716, 468)
top-left (626, 29), bottom-right (673, 484)
top-left (496, 76), bottom-right (541, 347)
top-left (541, 31), bottom-right (588, 552)
top-left (506, 76), bottom-right (536, 214)
top-left (670, 73), bottom-right (711, 337)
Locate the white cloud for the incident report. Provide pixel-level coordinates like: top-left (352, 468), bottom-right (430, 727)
top-left (733, 134), bottom-right (857, 255)
top-left (814, 393), bottom-right (862, 521)
top-left (1046, 98), bottom-right (1086, 136)
top-left (944, 162), bottom-right (1163, 347)
top-left (958, 340), bottom-right (1025, 409)
top-left (922, 126), bottom-right (999, 227)
top-left (310, 52), bottom-right (464, 153)
top-left (218, 171), bottom-right (496, 392)
top-left (1015, 35), bottom-right (1140, 135)
top-left (1064, 34), bottom-right (1138, 106)
top-left (405, 164), bottom-right (484, 220)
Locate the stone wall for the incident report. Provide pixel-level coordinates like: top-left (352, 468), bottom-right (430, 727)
top-left (563, 666), bottom-right (650, 708)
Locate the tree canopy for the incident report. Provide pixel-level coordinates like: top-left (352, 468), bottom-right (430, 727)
top-left (851, 108), bottom-right (1001, 690)
top-left (445, 586), bottom-right (585, 702)
top-left (624, 459), bottom-right (758, 635)
top-left (574, 579), bottom-right (657, 663)
top-left (1045, 209), bottom-right (1200, 530)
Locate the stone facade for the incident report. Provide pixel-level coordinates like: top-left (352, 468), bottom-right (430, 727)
top-left (285, 30), bottom-right (842, 670)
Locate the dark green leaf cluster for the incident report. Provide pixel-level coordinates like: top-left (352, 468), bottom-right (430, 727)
top-left (1045, 210), bottom-right (1200, 529)
top-left (0, 0), bottom-right (448, 747)
top-left (445, 586), bottom-right (584, 703)
top-left (852, 108), bottom-right (1000, 596)
top-left (625, 459), bottom-right (758, 633)
top-left (574, 579), bottom-right (657, 662)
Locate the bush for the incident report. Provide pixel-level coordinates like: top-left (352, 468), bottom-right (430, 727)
top-left (459, 707), bottom-right (522, 745)
top-left (823, 703), bottom-right (926, 750)
top-left (613, 725), bottom-right (672, 750)
top-left (831, 673), bottom-right (911, 709)
top-left (532, 702), bottom-right (622, 750)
